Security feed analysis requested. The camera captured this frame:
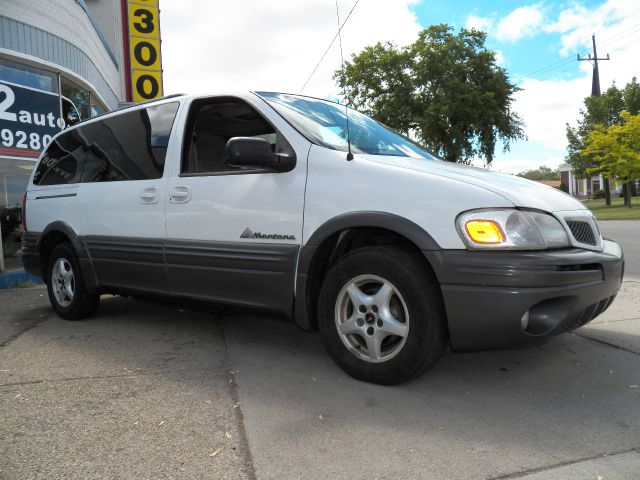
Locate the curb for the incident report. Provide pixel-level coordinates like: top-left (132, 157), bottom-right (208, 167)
top-left (0, 269), bottom-right (44, 290)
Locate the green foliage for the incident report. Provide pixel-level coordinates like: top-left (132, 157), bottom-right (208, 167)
top-left (623, 77), bottom-right (640, 115)
top-left (566, 78), bottom-right (640, 177)
top-left (582, 112), bottom-right (640, 207)
top-left (335, 24), bottom-right (525, 164)
top-left (516, 165), bottom-right (560, 181)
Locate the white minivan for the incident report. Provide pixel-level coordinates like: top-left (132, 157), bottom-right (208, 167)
top-left (22, 92), bottom-right (624, 384)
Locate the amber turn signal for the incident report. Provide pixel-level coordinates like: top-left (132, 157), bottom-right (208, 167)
top-left (464, 220), bottom-right (505, 244)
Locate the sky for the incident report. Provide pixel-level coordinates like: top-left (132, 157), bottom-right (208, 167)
top-left (159, 0), bottom-right (640, 174)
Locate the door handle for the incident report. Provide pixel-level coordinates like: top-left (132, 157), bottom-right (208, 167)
top-left (139, 186), bottom-right (159, 204)
top-left (169, 185), bottom-right (192, 203)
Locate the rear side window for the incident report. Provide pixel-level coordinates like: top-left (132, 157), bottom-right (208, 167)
top-left (81, 102), bottom-right (179, 182)
top-left (32, 129), bottom-right (85, 185)
top-left (33, 102), bottom-right (179, 185)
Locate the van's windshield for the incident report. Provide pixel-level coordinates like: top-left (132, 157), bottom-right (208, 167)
top-left (257, 92), bottom-right (436, 159)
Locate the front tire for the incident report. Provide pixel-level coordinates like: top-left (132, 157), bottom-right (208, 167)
top-left (318, 246), bottom-right (446, 385)
top-left (46, 243), bottom-right (99, 320)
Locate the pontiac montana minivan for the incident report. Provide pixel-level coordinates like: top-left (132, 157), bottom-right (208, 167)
top-left (22, 92), bottom-right (624, 384)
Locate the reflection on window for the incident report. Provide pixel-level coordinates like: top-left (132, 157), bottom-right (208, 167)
top-left (32, 130), bottom-right (84, 185)
top-left (33, 102), bottom-right (179, 185)
top-left (258, 92), bottom-right (436, 159)
top-left (61, 76), bottom-right (90, 125)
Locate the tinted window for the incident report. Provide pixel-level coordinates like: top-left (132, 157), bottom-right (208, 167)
top-left (183, 99), bottom-right (276, 174)
top-left (80, 102), bottom-right (179, 182)
top-left (33, 130), bottom-right (85, 185)
top-left (33, 102), bottom-right (179, 185)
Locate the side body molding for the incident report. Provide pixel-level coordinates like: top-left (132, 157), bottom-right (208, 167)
top-left (294, 211), bottom-right (441, 330)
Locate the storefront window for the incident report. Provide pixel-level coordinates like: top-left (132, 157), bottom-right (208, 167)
top-left (1, 59), bottom-right (110, 271)
top-left (0, 159), bottom-right (32, 271)
top-left (61, 76), bottom-right (91, 124)
top-left (0, 59), bottom-right (58, 93)
top-left (91, 97), bottom-right (108, 117)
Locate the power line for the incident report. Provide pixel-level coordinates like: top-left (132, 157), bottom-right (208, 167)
top-left (517, 14), bottom-right (640, 84)
top-left (299, 0), bottom-right (361, 93)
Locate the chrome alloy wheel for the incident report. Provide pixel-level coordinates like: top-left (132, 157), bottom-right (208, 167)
top-left (51, 257), bottom-right (75, 307)
top-left (334, 274), bottom-right (410, 363)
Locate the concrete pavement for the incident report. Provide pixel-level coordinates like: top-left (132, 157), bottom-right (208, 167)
top-left (0, 290), bottom-right (254, 479)
top-left (1, 279), bottom-right (638, 480)
top-left (224, 280), bottom-right (640, 480)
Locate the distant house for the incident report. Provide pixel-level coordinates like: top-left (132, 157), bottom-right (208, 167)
top-left (559, 163), bottom-right (620, 199)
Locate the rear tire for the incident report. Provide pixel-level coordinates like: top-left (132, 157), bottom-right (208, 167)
top-left (318, 246), bottom-right (446, 385)
top-left (46, 243), bottom-right (99, 320)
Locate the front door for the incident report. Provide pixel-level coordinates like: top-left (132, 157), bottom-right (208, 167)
top-left (164, 96), bottom-right (307, 314)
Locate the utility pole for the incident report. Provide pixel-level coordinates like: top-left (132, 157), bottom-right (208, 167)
top-left (578, 34), bottom-right (612, 204)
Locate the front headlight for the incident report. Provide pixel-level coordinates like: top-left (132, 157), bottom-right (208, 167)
top-left (456, 209), bottom-right (570, 250)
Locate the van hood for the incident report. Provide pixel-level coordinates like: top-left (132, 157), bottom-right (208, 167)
top-left (362, 155), bottom-right (586, 213)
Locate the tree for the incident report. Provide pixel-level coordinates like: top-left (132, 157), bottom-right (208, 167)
top-left (517, 166), bottom-right (560, 181)
top-left (566, 78), bottom-right (640, 205)
top-left (582, 111), bottom-right (640, 207)
top-left (335, 24), bottom-right (525, 165)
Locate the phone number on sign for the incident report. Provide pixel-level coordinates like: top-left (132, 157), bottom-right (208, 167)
top-left (1, 128), bottom-right (52, 152)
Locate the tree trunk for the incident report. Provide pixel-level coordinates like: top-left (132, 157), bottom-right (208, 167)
top-left (603, 176), bottom-right (611, 206)
top-left (625, 182), bottom-right (632, 208)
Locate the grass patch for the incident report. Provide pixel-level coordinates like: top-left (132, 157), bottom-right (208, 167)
top-left (584, 196), bottom-right (640, 220)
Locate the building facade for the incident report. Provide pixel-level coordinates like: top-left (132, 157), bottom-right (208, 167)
top-left (559, 163), bottom-right (624, 199)
top-left (0, 0), bottom-right (163, 271)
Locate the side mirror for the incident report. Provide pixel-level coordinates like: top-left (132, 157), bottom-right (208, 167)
top-left (225, 137), bottom-right (296, 172)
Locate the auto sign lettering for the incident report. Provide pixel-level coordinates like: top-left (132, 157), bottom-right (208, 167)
top-left (0, 82), bottom-right (66, 159)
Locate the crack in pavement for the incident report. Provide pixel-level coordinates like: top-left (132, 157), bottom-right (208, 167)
top-left (590, 317), bottom-right (640, 324)
top-left (0, 369), bottom-right (231, 388)
top-left (218, 316), bottom-right (257, 480)
top-left (487, 447), bottom-right (640, 479)
top-left (574, 332), bottom-right (640, 356)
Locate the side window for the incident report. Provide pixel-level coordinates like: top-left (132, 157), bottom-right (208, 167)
top-left (80, 102), bottom-right (179, 182)
top-left (33, 130), bottom-right (84, 185)
top-left (182, 99), bottom-right (276, 174)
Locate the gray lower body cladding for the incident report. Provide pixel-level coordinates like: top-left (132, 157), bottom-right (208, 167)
top-left (22, 233), bottom-right (299, 315)
top-left (424, 240), bottom-right (624, 351)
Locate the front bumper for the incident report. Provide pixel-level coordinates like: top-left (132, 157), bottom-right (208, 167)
top-left (423, 240), bottom-right (624, 351)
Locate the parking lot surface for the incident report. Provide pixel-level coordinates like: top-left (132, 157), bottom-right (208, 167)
top-left (1, 220), bottom-right (638, 479)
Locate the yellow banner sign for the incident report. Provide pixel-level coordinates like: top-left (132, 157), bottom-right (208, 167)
top-left (127, 0), bottom-right (163, 102)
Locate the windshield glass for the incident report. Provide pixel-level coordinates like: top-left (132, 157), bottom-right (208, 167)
top-left (257, 92), bottom-right (436, 159)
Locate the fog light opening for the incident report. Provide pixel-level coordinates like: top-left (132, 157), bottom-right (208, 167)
top-left (523, 297), bottom-right (576, 336)
top-left (521, 310), bottom-right (530, 331)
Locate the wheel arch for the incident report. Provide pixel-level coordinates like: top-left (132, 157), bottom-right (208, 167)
top-left (294, 212), bottom-right (442, 330)
top-left (38, 222), bottom-right (97, 292)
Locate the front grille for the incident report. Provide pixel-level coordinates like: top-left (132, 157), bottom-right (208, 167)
top-left (567, 220), bottom-right (597, 246)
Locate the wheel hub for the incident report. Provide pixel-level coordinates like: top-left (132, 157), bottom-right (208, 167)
top-left (334, 274), bottom-right (410, 364)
